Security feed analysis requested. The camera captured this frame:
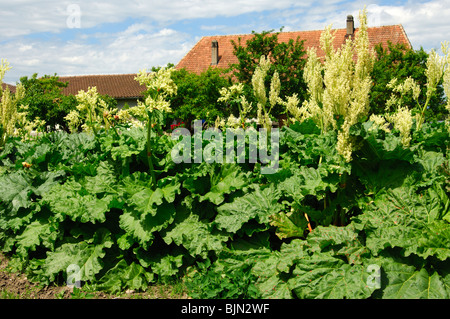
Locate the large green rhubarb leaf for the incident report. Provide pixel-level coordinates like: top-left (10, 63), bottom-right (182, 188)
top-left (95, 259), bottom-right (154, 294)
top-left (353, 121), bottom-right (417, 163)
top-left (0, 172), bottom-right (34, 213)
top-left (100, 127), bottom-right (147, 161)
top-left (135, 247), bottom-right (185, 278)
top-left (354, 187), bottom-right (450, 260)
top-left (157, 177), bottom-right (181, 203)
top-left (119, 202), bottom-right (176, 249)
top-left (270, 210), bottom-right (308, 239)
top-left (376, 258), bottom-right (449, 299)
top-left (15, 217), bottom-right (59, 255)
top-left (128, 187), bottom-right (164, 215)
top-left (83, 161), bottom-right (118, 194)
top-left (250, 252), bottom-right (294, 299)
top-left (277, 166), bottom-right (337, 203)
top-left (183, 163), bottom-right (250, 205)
top-left (215, 185), bottom-right (283, 233)
top-left (288, 255), bottom-right (375, 299)
top-left (123, 174), bottom-right (181, 214)
top-left (404, 221), bottom-right (450, 261)
top-left (43, 180), bottom-right (114, 223)
top-left (306, 224), bottom-right (370, 265)
top-left (43, 163), bottom-right (119, 223)
top-left (199, 164), bottom-right (250, 205)
top-left (37, 229), bottom-right (113, 284)
top-left (163, 210), bottom-right (228, 258)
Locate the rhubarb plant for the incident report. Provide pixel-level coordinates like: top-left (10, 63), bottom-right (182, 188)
top-left (0, 115), bottom-right (448, 298)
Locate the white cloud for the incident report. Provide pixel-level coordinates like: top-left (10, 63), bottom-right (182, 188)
top-left (362, 1), bottom-right (450, 50)
top-left (0, 0), bottom-right (310, 83)
top-left (18, 44), bottom-right (33, 52)
top-left (1, 23), bottom-right (194, 83)
top-left (1, 0), bottom-right (308, 83)
top-left (0, 0), bottom-right (312, 40)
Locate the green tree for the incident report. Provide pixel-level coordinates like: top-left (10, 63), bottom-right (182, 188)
top-left (370, 42), bottom-right (446, 120)
top-left (230, 28), bottom-right (308, 118)
top-left (19, 73), bottom-right (118, 131)
top-left (166, 67), bottom-right (232, 129)
top-left (18, 73), bottom-right (76, 130)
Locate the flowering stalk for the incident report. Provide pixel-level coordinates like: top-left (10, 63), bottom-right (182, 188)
top-left (131, 67), bottom-right (177, 189)
top-left (102, 111), bottom-right (121, 139)
top-left (417, 51), bottom-right (444, 130)
top-left (65, 86), bottom-right (114, 137)
top-left (386, 107), bottom-right (413, 147)
top-left (252, 55), bottom-right (280, 131)
top-left (217, 83), bottom-right (253, 128)
top-left (0, 59), bottom-right (13, 148)
top-left (417, 42), bottom-right (449, 130)
top-left (146, 109), bottom-right (157, 190)
top-left (443, 42), bottom-right (450, 131)
top-left (300, 7), bottom-right (374, 162)
top-left (1, 59), bottom-right (43, 148)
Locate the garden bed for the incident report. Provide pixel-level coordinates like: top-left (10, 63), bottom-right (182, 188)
top-left (0, 119), bottom-right (449, 299)
top-left (0, 253), bottom-right (187, 299)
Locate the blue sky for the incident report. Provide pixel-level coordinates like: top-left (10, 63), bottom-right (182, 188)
top-left (1, 0), bottom-right (450, 84)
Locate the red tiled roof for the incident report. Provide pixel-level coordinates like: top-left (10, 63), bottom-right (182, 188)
top-left (58, 74), bottom-right (146, 98)
top-left (1, 82), bottom-right (16, 94)
top-left (176, 25), bottom-right (412, 74)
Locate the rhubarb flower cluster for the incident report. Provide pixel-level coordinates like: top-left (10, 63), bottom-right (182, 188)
top-left (252, 56), bottom-right (280, 130)
top-left (1, 59), bottom-right (44, 146)
top-left (415, 41), bottom-right (450, 129)
top-left (65, 86), bottom-right (113, 133)
top-left (369, 114), bottom-right (391, 133)
top-left (135, 67), bottom-right (177, 99)
top-left (386, 107), bottom-right (413, 147)
top-left (129, 67), bottom-right (177, 122)
top-left (218, 83), bottom-right (253, 126)
top-left (218, 83), bottom-right (244, 104)
top-left (441, 42), bottom-right (450, 130)
top-left (385, 77), bottom-right (421, 111)
top-left (300, 7), bottom-right (374, 162)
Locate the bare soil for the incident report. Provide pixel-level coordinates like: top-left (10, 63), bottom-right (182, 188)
top-left (0, 253), bottom-right (188, 299)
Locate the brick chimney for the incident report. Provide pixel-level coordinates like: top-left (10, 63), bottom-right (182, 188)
top-left (211, 40), bottom-right (219, 65)
top-left (346, 15), bottom-right (354, 37)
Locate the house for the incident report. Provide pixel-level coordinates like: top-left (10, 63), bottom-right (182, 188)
top-left (57, 73), bottom-right (146, 108)
top-left (176, 15), bottom-right (412, 74)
